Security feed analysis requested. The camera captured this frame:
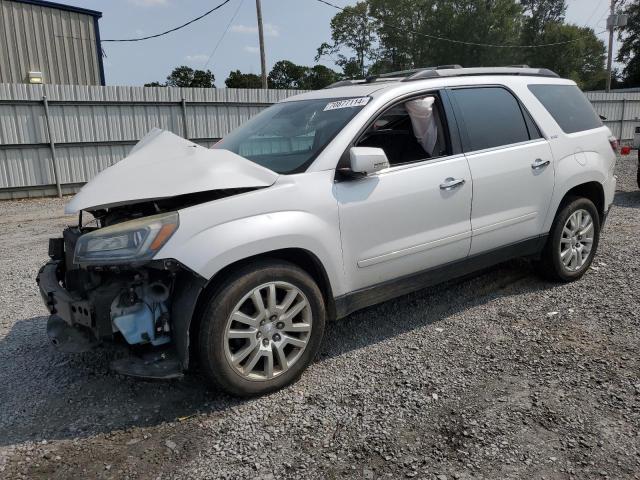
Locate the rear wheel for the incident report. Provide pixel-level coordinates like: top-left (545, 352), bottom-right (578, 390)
top-left (198, 260), bottom-right (326, 397)
top-left (537, 197), bottom-right (600, 282)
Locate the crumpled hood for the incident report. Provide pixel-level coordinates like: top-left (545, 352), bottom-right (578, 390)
top-left (65, 129), bottom-right (278, 213)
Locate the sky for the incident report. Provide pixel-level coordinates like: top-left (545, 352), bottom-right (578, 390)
top-left (60, 0), bottom-right (615, 87)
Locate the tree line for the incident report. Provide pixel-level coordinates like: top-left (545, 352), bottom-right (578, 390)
top-left (146, 0), bottom-right (639, 91)
top-left (144, 61), bottom-right (341, 89)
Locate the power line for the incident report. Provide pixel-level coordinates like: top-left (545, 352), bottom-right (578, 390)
top-left (315, 0), bottom-right (607, 49)
top-left (204, 0), bottom-right (246, 68)
top-left (102, 0), bottom-right (233, 43)
top-left (581, 1), bottom-right (608, 28)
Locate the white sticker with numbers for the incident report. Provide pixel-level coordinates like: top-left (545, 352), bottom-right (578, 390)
top-left (323, 97), bottom-right (370, 111)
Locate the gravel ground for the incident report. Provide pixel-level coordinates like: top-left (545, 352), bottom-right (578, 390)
top-left (1, 154), bottom-right (639, 480)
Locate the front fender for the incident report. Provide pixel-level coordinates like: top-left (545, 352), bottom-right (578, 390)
top-left (157, 209), bottom-right (345, 298)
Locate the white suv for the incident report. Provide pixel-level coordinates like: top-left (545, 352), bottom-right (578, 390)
top-left (37, 67), bottom-right (617, 396)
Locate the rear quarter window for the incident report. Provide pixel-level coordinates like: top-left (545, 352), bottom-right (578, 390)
top-left (528, 84), bottom-right (603, 134)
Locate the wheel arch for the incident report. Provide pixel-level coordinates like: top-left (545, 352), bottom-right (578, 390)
top-left (545, 179), bottom-right (606, 233)
top-left (559, 181), bottom-right (605, 219)
top-left (186, 248), bottom-right (336, 368)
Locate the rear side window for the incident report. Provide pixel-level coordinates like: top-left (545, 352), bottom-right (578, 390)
top-left (450, 87), bottom-right (531, 151)
top-left (528, 84), bottom-right (603, 134)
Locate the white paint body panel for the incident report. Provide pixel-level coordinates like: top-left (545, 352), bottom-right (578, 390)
top-left (156, 171), bottom-right (348, 296)
top-left (335, 156), bottom-right (472, 290)
top-left (466, 140), bottom-right (555, 255)
top-left (66, 74), bottom-right (617, 305)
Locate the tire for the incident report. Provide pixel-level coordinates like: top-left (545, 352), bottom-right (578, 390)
top-left (536, 196), bottom-right (600, 282)
top-left (198, 259), bottom-right (326, 397)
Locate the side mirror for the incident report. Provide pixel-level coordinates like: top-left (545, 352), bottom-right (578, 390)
top-left (349, 147), bottom-right (390, 175)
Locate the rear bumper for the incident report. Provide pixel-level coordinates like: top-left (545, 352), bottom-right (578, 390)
top-left (604, 174), bottom-right (616, 213)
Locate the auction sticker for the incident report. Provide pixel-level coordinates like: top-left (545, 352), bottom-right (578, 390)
top-left (324, 97), bottom-right (370, 111)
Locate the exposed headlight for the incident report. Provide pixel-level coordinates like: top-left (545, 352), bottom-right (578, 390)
top-left (74, 212), bottom-right (179, 266)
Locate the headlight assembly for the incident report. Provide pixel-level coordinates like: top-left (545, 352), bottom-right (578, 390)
top-left (74, 211), bottom-right (179, 266)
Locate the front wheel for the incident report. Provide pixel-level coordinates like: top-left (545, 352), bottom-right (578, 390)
top-left (198, 260), bottom-right (326, 397)
top-left (537, 197), bottom-right (600, 282)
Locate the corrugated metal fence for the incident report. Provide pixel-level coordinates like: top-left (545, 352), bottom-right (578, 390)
top-left (0, 84), bottom-right (304, 199)
top-left (0, 84), bottom-right (638, 200)
top-left (585, 91), bottom-right (640, 142)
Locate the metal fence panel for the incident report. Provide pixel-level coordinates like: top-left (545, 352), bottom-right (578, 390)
top-left (585, 92), bottom-right (640, 142)
top-left (0, 84), bottom-right (305, 198)
top-left (1, 84), bottom-right (638, 199)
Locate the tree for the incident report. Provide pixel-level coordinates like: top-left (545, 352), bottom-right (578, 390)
top-left (519, 0), bottom-right (567, 42)
top-left (165, 66), bottom-right (215, 88)
top-left (617, 0), bottom-right (640, 87)
top-left (368, 0), bottom-right (523, 69)
top-left (316, 2), bottom-right (377, 77)
top-left (299, 65), bottom-right (341, 89)
top-left (318, 0), bottom-right (605, 89)
top-left (144, 81), bottom-right (164, 87)
top-left (267, 61), bottom-right (341, 89)
top-left (522, 23), bottom-right (606, 90)
top-left (225, 70), bottom-right (263, 88)
top-left (268, 60), bottom-right (308, 89)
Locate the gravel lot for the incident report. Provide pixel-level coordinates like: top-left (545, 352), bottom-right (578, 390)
top-left (1, 155), bottom-right (639, 480)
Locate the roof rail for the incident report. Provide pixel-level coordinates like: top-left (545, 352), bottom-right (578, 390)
top-left (323, 79), bottom-right (365, 89)
top-left (402, 66), bottom-right (559, 81)
top-left (324, 65), bottom-right (559, 88)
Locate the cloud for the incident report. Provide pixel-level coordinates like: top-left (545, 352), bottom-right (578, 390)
top-left (244, 46), bottom-right (260, 54)
top-left (185, 54), bottom-right (209, 64)
top-left (129, 0), bottom-right (169, 6)
top-left (231, 23), bottom-right (279, 37)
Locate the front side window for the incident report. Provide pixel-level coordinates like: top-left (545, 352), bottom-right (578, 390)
top-left (356, 94), bottom-right (449, 166)
top-left (213, 98), bottom-right (367, 174)
top-left (528, 84), bottom-right (602, 134)
top-left (450, 87), bottom-right (531, 152)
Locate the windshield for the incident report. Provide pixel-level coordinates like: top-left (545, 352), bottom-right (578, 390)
top-left (212, 98), bottom-right (369, 174)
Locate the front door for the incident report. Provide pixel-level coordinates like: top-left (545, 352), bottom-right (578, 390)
top-left (335, 155), bottom-right (472, 292)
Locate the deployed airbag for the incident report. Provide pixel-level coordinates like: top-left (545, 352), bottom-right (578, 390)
top-left (405, 97), bottom-right (438, 155)
top-left (65, 129), bottom-right (279, 213)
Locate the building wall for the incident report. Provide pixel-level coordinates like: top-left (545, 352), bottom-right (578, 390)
top-left (0, 0), bottom-right (102, 86)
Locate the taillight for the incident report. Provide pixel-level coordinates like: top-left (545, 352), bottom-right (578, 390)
top-left (609, 136), bottom-right (619, 152)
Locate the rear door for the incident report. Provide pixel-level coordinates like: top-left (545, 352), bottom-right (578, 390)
top-left (449, 86), bottom-right (555, 255)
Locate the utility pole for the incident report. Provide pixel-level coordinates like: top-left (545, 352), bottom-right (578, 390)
top-left (255, 0), bottom-right (268, 89)
top-left (606, 0), bottom-right (616, 93)
top-left (606, 0), bottom-right (628, 92)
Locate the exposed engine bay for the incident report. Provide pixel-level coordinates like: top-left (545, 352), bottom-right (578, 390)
top-left (36, 128), bottom-right (281, 380)
top-left (37, 196), bottom-right (223, 379)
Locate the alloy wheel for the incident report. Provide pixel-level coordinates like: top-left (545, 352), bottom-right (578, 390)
top-left (559, 208), bottom-right (595, 272)
top-left (223, 281), bottom-right (313, 381)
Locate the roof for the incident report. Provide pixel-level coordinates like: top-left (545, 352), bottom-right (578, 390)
top-left (285, 67), bottom-right (569, 103)
top-left (282, 83), bottom-right (389, 102)
top-left (10, 0), bottom-right (102, 18)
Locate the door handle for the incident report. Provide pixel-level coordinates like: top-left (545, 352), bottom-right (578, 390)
top-left (439, 177), bottom-right (465, 190)
top-left (531, 158), bottom-right (551, 170)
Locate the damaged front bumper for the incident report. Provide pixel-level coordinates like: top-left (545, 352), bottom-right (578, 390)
top-left (37, 234), bottom-right (205, 379)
